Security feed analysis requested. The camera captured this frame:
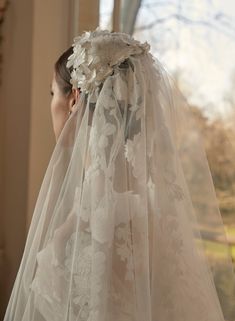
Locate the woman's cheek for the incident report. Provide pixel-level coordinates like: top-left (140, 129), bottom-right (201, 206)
top-left (51, 97), bottom-right (69, 140)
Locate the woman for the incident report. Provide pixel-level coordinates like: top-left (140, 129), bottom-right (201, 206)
top-left (4, 28), bottom-right (235, 321)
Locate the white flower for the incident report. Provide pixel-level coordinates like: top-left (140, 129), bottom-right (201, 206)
top-left (124, 133), bottom-right (146, 182)
top-left (67, 28), bottom-right (151, 93)
top-left (124, 132), bottom-right (141, 163)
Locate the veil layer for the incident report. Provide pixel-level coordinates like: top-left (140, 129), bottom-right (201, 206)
top-left (4, 30), bottom-right (235, 321)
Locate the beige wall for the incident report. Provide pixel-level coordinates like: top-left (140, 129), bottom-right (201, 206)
top-left (0, 0), bottom-right (33, 318)
top-left (77, 0), bottom-right (100, 32)
top-left (0, 0), bottom-right (100, 318)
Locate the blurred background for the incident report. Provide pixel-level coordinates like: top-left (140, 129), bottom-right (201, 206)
top-left (0, 0), bottom-right (235, 319)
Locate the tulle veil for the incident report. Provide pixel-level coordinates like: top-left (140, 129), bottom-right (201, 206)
top-left (3, 29), bottom-right (235, 321)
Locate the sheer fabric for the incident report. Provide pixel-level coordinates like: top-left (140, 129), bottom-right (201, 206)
top-left (4, 30), bottom-right (235, 321)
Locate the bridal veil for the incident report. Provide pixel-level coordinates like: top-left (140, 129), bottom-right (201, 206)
top-left (4, 29), bottom-right (235, 321)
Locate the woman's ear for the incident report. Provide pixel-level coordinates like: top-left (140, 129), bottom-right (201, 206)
top-left (68, 88), bottom-right (80, 113)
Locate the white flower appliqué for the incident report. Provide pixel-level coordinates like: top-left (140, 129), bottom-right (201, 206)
top-left (124, 132), bottom-right (145, 182)
top-left (67, 28), bottom-right (150, 93)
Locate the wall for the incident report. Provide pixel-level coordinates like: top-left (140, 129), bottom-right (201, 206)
top-left (0, 0), bottom-right (33, 317)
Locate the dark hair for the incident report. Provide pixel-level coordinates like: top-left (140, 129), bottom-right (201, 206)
top-left (54, 46), bottom-right (73, 96)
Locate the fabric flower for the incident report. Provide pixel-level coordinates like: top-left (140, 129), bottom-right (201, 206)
top-left (67, 28), bottom-right (151, 93)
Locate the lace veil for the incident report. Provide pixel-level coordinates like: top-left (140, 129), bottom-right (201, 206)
top-left (4, 29), bottom-right (235, 321)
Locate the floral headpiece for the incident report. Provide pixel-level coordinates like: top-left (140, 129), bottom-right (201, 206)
top-left (66, 28), bottom-right (150, 93)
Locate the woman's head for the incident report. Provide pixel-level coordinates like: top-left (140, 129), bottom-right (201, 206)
top-left (54, 47), bottom-right (73, 95)
top-left (50, 46), bottom-right (80, 141)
